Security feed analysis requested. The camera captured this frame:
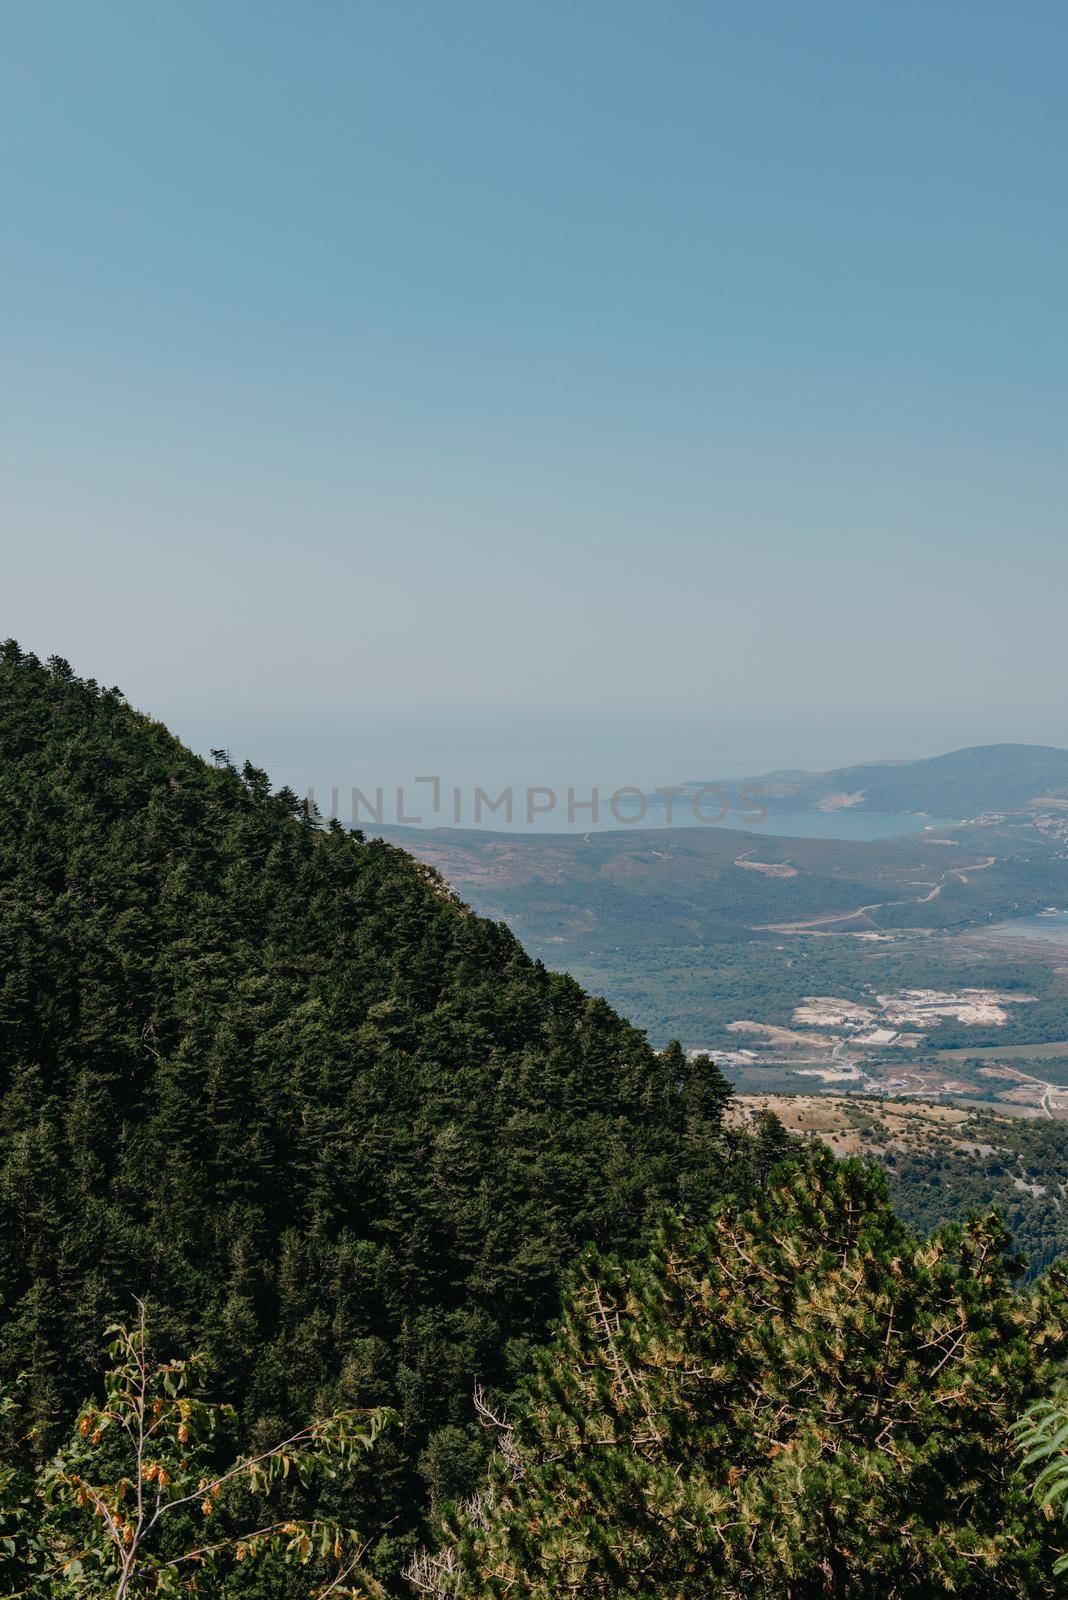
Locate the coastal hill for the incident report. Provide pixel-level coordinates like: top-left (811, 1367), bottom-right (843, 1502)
top-left (686, 742), bottom-right (1068, 818)
top-left (373, 813), bottom-right (1068, 952)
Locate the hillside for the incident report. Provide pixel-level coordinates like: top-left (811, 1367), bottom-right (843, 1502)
top-left (375, 817), bottom-right (1068, 949)
top-left (369, 816), bottom-right (1068, 1063)
top-left (686, 742), bottom-right (1068, 818)
top-left (731, 1094), bottom-right (1068, 1277)
top-left (0, 644), bottom-right (734, 1584)
top-left (5, 649), bottom-right (1068, 1596)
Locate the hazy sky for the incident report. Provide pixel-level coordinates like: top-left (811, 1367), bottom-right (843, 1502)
top-left (3, 2), bottom-right (1067, 786)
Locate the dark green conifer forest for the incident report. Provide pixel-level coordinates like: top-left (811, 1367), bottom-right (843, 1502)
top-left (2, 644), bottom-right (1068, 1597)
top-left (0, 645), bottom-right (734, 1582)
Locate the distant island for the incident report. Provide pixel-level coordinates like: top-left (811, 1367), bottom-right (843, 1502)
top-left (658, 741), bottom-right (1068, 820)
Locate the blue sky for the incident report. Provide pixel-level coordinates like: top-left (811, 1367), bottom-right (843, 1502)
top-left (3, 2), bottom-right (1067, 787)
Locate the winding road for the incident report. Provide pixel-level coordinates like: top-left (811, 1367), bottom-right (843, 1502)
top-left (756, 857), bottom-right (998, 934)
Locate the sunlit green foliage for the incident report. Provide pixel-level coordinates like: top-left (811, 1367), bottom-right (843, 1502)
top-left (1015, 1394), bottom-right (1068, 1575)
top-left (3, 1306), bottom-right (390, 1599)
top-left (425, 1152), bottom-right (1068, 1599)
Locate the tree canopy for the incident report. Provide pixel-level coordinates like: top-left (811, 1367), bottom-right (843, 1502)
top-left (0, 644), bottom-right (734, 1583)
top-left (429, 1152), bottom-right (1068, 1599)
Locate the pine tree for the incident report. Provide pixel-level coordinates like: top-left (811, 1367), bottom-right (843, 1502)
top-left (428, 1150), bottom-right (1068, 1599)
top-left (0, 644), bottom-right (741, 1585)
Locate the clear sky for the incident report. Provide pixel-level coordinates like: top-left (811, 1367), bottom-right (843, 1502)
top-left (3, 2), bottom-right (1067, 791)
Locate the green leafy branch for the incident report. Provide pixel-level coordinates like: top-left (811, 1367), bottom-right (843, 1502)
top-left (9, 1302), bottom-right (394, 1599)
top-left (1015, 1394), bottom-right (1068, 1574)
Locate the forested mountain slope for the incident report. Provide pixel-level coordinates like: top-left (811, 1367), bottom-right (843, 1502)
top-left (0, 644), bottom-right (733, 1580)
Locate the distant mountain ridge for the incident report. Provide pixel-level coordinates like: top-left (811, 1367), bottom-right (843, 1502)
top-left (684, 743), bottom-right (1068, 818)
